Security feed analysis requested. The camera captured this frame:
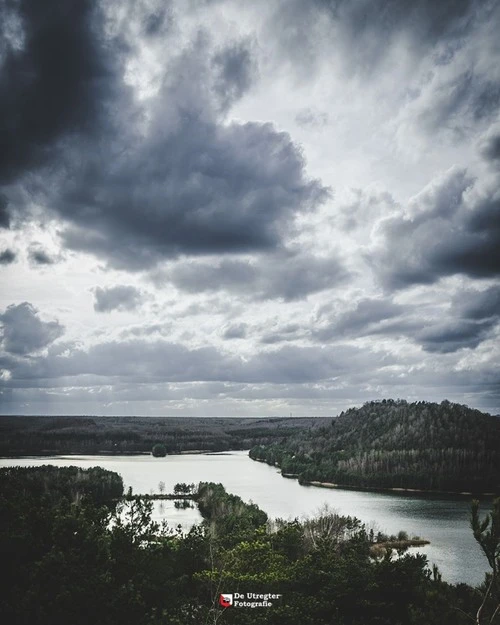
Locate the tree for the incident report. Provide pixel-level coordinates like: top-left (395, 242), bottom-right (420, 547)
top-left (152, 443), bottom-right (167, 457)
top-left (158, 481), bottom-right (166, 494)
top-left (471, 498), bottom-right (500, 624)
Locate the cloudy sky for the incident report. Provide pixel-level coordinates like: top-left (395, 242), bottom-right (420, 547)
top-left (1, 0), bottom-right (499, 417)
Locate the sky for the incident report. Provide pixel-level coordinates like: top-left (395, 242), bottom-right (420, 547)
top-left (0, 0), bottom-right (499, 417)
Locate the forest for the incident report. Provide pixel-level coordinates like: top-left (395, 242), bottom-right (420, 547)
top-left (250, 400), bottom-right (500, 493)
top-left (0, 464), bottom-right (499, 624)
top-left (0, 415), bottom-right (320, 456)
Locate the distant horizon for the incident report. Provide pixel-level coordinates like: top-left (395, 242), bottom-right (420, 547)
top-left (1, 397), bottom-right (499, 419)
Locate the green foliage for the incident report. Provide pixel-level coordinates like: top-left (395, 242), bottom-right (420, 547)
top-left (251, 400), bottom-right (500, 493)
top-left (173, 482), bottom-right (194, 494)
top-left (151, 443), bottom-right (167, 457)
top-left (0, 466), bottom-right (491, 625)
top-left (0, 465), bottom-right (123, 506)
top-left (197, 482), bottom-right (268, 545)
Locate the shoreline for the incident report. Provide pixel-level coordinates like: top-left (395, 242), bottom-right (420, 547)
top-left (249, 455), bottom-right (499, 497)
top-left (301, 478), bottom-right (498, 498)
top-left (3, 451), bottom-right (497, 498)
top-left (0, 449), bottom-right (242, 459)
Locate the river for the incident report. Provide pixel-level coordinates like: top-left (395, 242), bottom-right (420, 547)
top-left (0, 450), bottom-right (491, 587)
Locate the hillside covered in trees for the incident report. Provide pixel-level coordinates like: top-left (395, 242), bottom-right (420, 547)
top-left (250, 400), bottom-right (500, 493)
top-left (1, 465), bottom-right (499, 624)
top-left (0, 415), bottom-right (320, 457)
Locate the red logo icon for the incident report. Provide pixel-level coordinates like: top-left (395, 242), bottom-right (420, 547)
top-left (219, 594), bottom-right (233, 607)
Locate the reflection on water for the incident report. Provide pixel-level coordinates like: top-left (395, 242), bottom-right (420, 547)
top-left (0, 451), bottom-right (491, 586)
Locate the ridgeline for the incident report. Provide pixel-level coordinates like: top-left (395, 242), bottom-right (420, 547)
top-left (250, 399), bottom-right (500, 494)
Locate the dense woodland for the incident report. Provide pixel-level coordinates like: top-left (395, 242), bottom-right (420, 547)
top-left (0, 415), bottom-right (320, 456)
top-left (250, 400), bottom-right (500, 493)
top-left (1, 465), bottom-right (499, 624)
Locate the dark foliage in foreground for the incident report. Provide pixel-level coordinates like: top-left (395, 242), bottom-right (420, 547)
top-left (0, 467), bottom-right (498, 624)
top-left (250, 400), bottom-right (500, 493)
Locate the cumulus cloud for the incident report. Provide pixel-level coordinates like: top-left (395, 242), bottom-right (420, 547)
top-left (28, 247), bottom-right (55, 265)
top-left (455, 285), bottom-right (500, 320)
top-left (313, 287), bottom-right (500, 354)
top-left (212, 40), bottom-right (256, 112)
top-left (369, 165), bottom-right (500, 288)
top-left (1, 3), bottom-right (327, 270)
top-left (478, 121), bottom-right (500, 161)
top-left (0, 249), bottom-right (16, 265)
top-left (223, 323), bottom-right (248, 340)
top-left (93, 285), bottom-right (143, 313)
top-left (314, 298), bottom-right (409, 341)
top-left (0, 303), bottom-right (64, 356)
top-left (416, 319), bottom-right (497, 353)
top-left (168, 250), bottom-right (349, 301)
top-left (414, 284), bottom-right (500, 353)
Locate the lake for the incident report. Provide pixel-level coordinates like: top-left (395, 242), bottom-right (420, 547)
top-left (0, 450), bottom-right (490, 587)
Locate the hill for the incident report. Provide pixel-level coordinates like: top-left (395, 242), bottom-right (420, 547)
top-left (250, 400), bottom-right (500, 493)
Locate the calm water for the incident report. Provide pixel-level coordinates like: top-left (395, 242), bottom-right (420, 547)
top-left (0, 451), bottom-right (490, 587)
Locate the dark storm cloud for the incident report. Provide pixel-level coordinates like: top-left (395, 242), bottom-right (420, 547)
top-left (56, 118), bottom-right (327, 268)
top-left (28, 248), bottom-right (54, 265)
top-left (11, 24), bottom-right (323, 269)
top-left (313, 299), bottom-right (407, 341)
top-left (416, 319), bottom-right (496, 353)
top-left (0, 249), bottom-right (16, 265)
top-left (369, 166), bottom-right (500, 288)
top-left (0, 302), bottom-right (64, 356)
top-left (455, 285), bottom-right (500, 320)
top-left (0, 338), bottom-right (389, 387)
top-left (168, 251), bottom-right (348, 301)
top-left (0, 0), bottom-right (118, 184)
top-left (478, 123), bottom-right (500, 162)
top-left (311, 287), bottom-right (500, 352)
top-left (0, 2), bottom-right (326, 267)
top-left (414, 285), bottom-right (500, 352)
top-left (213, 40), bottom-right (256, 112)
top-left (0, 194), bottom-right (10, 228)
top-left (93, 286), bottom-right (143, 313)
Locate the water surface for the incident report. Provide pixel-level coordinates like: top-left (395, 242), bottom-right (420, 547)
top-left (0, 451), bottom-right (490, 586)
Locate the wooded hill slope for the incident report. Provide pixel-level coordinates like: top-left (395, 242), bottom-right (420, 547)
top-left (250, 400), bottom-right (500, 493)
